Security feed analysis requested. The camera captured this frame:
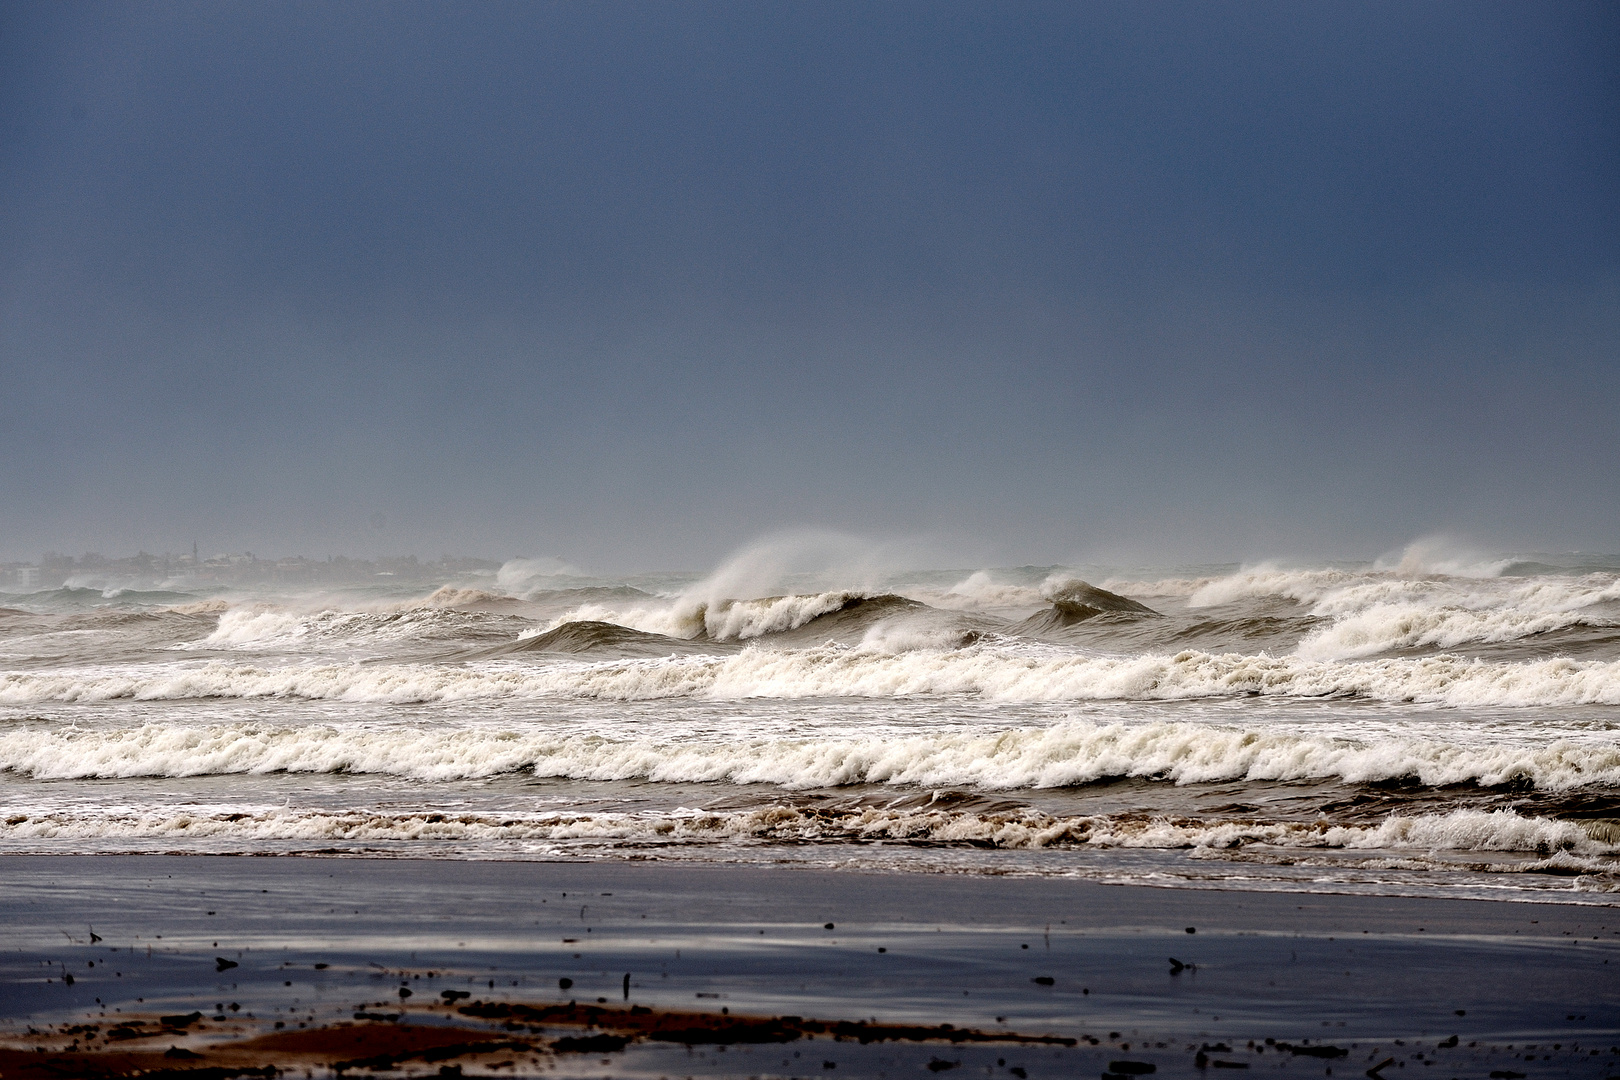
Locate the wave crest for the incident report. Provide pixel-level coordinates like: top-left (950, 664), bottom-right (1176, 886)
top-left (189, 605), bottom-right (522, 650)
top-left (540, 591), bottom-right (917, 642)
top-left (0, 803), bottom-right (1608, 863)
top-left (0, 718), bottom-right (1614, 791)
top-left (7, 645), bottom-right (1620, 709)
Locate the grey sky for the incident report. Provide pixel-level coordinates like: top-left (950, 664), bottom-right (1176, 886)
top-left (2, 1), bottom-right (1616, 569)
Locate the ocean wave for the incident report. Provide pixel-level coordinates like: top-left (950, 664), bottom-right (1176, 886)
top-left (0, 802), bottom-right (1608, 860)
top-left (420, 585), bottom-right (522, 610)
top-left (186, 605), bottom-right (526, 650)
top-left (165, 599), bottom-right (231, 615)
top-left (7, 641), bottom-right (1618, 708)
top-left (498, 620), bottom-right (721, 657)
top-left (157, 565), bottom-right (1620, 662)
top-left (1104, 561), bottom-right (1620, 659)
top-left (1188, 566), bottom-right (1618, 613)
top-left (1186, 567), bottom-right (1372, 608)
top-left (1015, 582), bottom-right (1160, 636)
top-left (0, 586), bottom-right (211, 612)
top-left (1290, 575), bottom-right (1620, 660)
top-left (0, 609), bottom-right (210, 634)
top-left (420, 584), bottom-right (658, 616)
top-left (538, 591), bottom-right (911, 642)
top-left (1296, 597), bottom-right (1620, 661)
top-left (0, 719), bottom-right (1615, 791)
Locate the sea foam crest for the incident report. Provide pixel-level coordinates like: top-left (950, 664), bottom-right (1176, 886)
top-left (6, 645), bottom-right (1619, 709)
top-left (0, 803), bottom-right (1608, 860)
top-left (1294, 575), bottom-right (1620, 660)
top-left (537, 591), bottom-right (862, 641)
top-left (190, 605), bottom-right (515, 650)
top-left (1109, 561), bottom-right (1620, 660)
top-left (1, 719), bottom-right (1616, 791)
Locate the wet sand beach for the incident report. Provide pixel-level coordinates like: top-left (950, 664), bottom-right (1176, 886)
top-left (1, 856), bottom-right (1616, 1078)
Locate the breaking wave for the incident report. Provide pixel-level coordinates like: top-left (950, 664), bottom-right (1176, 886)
top-left (1294, 575), bottom-right (1620, 660)
top-left (188, 605), bottom-right (524, 650)
top-left (0, 586), bottom-right (212, 612)
top-left (1015, 582), bottom-right (1161, 636)
top-left (84, 562), bottom-right (1620, 665)
top-left (1096, 561), bottom-right (1620, 660)
top-left (538, 591), bottom-right (921, 642)
top-left (0, 802), bottom-right (1610, 863)
top-left (6, 540), bottom-right (1617, 895)
top-left (497, 621), bottom-right (718, 657)
top-left (5, 644), bottom-right (1619, 708)
top-left (1, 719), bottom-right (1615, 791)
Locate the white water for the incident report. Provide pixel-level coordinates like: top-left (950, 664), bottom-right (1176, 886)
top-left (0, 718), bottom-right (1616, 791)
top-left (2, 542), bottom-right (1617, 897)
top-left (3, 647), bottom-right (1618, 708)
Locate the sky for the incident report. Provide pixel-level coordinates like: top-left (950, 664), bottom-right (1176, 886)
top-left (1, 1), bottom-right (1616, 570)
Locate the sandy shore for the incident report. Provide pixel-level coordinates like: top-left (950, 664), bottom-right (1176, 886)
top-left (1, 856), bottom-right (1616, 1077)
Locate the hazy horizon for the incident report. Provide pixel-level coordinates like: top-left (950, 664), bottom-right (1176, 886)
top-left (13, 533), bottom-right (1620, 579)
top-left (3, 2), bottom-right (1616, 568)
top-left (10, 532), bottom-right (1620, 599)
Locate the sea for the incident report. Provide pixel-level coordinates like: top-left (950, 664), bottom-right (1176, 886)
top-left (3, 539), bottom-right (1617, 903)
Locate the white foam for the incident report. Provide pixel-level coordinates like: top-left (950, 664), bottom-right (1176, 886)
top-left (536, 532), bottom-right (943, 639)
top-left (1112, 558), bottom-right (1620, 660)
top-left (920, 572), bottom-right (1140, 611)
top-left (7, 644), bottom-right (1620, 710)
top-left (198, 607), bottom-right (308, 647)
top-left (1, 717), bottom-right (1615, 791)
top-left (855, 618), bottom-right (979, 653)
top-left (1296, 594), bottom-right (1618, 660)
top-left (164, 599), bottom-right (230, 615)
top-left (187, 605), bottom-right (513, 651)
top-left (0, 802), bottom-right (1607, 859)
top-left (420, 586), bottom-right (515, 609)
top-left (1106, 540), bottom-right (1519, 607)
top-left (1184, 565), bottom-right (1361, 608)
top-left (1321, 808), bottom-right (1600, 853)
top-left (540, 591), bottom-right (862, 641)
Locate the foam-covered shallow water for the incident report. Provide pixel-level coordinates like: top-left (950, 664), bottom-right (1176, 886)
top-left (2, 548), bottom-right (1618, 900)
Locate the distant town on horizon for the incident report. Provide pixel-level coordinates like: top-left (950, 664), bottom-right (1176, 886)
top-left (1, 550), bottom-right (504, 591)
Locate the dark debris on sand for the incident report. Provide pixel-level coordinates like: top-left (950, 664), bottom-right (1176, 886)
top-left (5, 1000), bottom-right (1619, 1079)
top-left (0, 999), bottom-right (1076, 1079)
top-left (460, 998), bottom-right (1078, 1047)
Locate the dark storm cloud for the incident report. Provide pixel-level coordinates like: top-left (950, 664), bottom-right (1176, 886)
top-left (2, 1), bottom-right (1616, 566)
